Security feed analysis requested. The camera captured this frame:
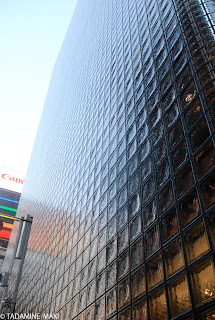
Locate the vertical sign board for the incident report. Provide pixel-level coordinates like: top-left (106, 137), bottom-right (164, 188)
top-left (0, 168), bottom-right (25, 274)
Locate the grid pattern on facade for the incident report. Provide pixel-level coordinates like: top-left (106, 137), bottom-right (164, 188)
top-left (5, 0), bottom-right (215, 319)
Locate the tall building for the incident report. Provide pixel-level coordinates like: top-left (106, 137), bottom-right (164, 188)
top-left (4, 0), bottom-right (215, 318)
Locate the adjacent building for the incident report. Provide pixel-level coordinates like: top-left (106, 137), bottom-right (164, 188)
top-left (0, 168), bottom-right (24, 276)
top-left (4, 0), bottom-right (215, 318)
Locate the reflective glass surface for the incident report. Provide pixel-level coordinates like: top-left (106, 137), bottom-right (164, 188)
top-left (4, 0), bottom-right (215, 318)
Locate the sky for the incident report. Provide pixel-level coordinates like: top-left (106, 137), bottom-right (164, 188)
top-left (0, 0), bottom-right (77, 175)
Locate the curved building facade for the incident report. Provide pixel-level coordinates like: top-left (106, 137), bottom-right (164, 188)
top-left (5, 0), bottom-right (215, 319)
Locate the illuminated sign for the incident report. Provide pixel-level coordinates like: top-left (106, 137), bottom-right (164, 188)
top-left (0, 196), bottom-right (19, 204)
top-left (0, 214), bottom-right (15, 220)
top-left (0, 167), bottom-right (25, 193)
top-left (2, 222), bottom-right (13, 229)
top-left (1, 174), bottom-right (24, 185)
top-left (0, 229), bottom-right (11, 239)
top-left (0, 205), bottom-right (17, 213)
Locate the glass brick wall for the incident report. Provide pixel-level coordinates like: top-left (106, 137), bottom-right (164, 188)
top-left (5, 0), bottom-right (215, 319)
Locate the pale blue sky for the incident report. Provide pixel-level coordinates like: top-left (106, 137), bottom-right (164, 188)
top-left (0, 0), bottom-right (77, 174)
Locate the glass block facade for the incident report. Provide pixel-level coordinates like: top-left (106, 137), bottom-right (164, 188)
top-left (5, 0), bottom-right (215, 319)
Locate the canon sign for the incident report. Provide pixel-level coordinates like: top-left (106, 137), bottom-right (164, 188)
top-left (1, 174), bottom-right (25, 185)
top-left (0, 167), bottom-right (25, 193)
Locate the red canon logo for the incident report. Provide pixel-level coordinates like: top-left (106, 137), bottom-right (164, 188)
top-left (1, 174), bottom-right (25, 184)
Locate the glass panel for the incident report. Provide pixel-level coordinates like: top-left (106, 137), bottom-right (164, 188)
top-left (197, 306), bottom-right (215, 319)
top-left (128, 154), bottom-right (139, 177)
top-left (140, 157), bottom-right (152, 182)
top-left (151, 121), bottom-right (164, 146)
top-left (91, 220), bottom-right (99, 240)
top-left (161, 208), bottom-right (179, 243)
top-left (142, 177), bottom-right (155, 204)
top-left (190, 257), bottom-right (215, 306)
top-left (131, 237), bottom-right (144, 269)
top-left (168, 120), bottom-right (184, 148)
top-left (137, 109), bottom-right (147, 130)
top-left (162, 86), bottom-right (176, 111)
top-left (179, 189), bottom-right (201, 227)
top-left (87, 279), bottom-right (96, 305)
top-left (159, 181), bottom-right (174, 214)
top-left (85, 304), bottom-right (95, 320)
top-left (176, 163), bottom-right (194, 197)
top-left (118, 227), bottom-right (129, 253)
top-left (206, 90), bottom-right (215, 108)
top-left (132, 298), bottom-right (148, 320)
top-left (147, 252), bottom-right (164, 289)
top-left (95, 296), bottom-right (105, 320)
top-left (117, 168), bottom-right (127, 191)
top-left (173, 51), bottom-right (187, 76)
top-left (130, 213), bottom-right (142, 242)
top-left (176, 65), bottom-right (192, 93)
top-left (207, 210), bottom-right (215, 247)
top-left (127, 124), bottom-right (136, 144)
top-left (88, 258), bottom-right (96, 280)
top-left (156, 158), bottom-right (170, 188)
top-left (168, 274), bottom-right (191, 317)
top-left (118, 277), bottom-right (131, 309)
top-left (138, 123), bottom-right (149, 145)
top-left (106, 261), bottom-right (117, 289)
top-left (201, 170), bottom-right (215, 210)
top-left (96, 271), bottom-right (106, 298)
top-left (90, 237), bottom-right (98, 261)
top-left (98, 227), bottom-right (107, 252)
top-left (180, 81), bottom-right (197, 108)
top-left (143, 198), bottom-right (157, 229)
top-left (71, 296), bottom-right (79, 318)
top-left (118, 186), bottom-right (128, 209)
top-left (118, 308), bottom-right (131, 320)
top-left (165, 102), bottom-right (179, 129)
top-left (128, 139), bottom-right (137, 159)
top-left (149, 106), bottom-right (161, 128)
top-left (81, 266), bottom-right (88, 289)
top-left (139, 140), bottom-right (150, 163)
top-left (106, 287), bottom-right (117, 318)
top-left (129, 192), bottom-right (141, 217)
top-left (189, 117), bottom-right (210, 153)
top-left (108, 182), bottom-right (116, 205)
top-left (184, 220), bottom-right (210, 263)
top-left (164, 237), bottom-right (185, 278)
top-left (118, 205), bottom-right (128, 228)
top-left (131, 265), bottom-right (145, 299)
top-left (97, 249), bottom-right (106, 273)
top-left (107, 238), bottom-right (117, 264)
top-left (203, 81), bottom-right (215, 98)
top-left (171, 139), bottom-right (188, 172)
top-left (108, 216), bottom-right (117, 241)
top-left (145, 224), bottom-right (160, 257)
top-left (118, 249), bottom-right (129, 279)
top-left (153, 139), bottom-right (167, 165)
top-left (184, 97), bottom-right (203, 129)
top-left (149, 287), bottom-right (168, 320)
top-left (99, 210), bottom-right (107, 231)
top-left (195, 140), bottom-right (215, 179)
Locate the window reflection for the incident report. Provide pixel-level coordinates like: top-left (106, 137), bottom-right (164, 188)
top-left (190, 257), bottom-right (215, 306)
top-left (184, 220), bottom-right (210, 263)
